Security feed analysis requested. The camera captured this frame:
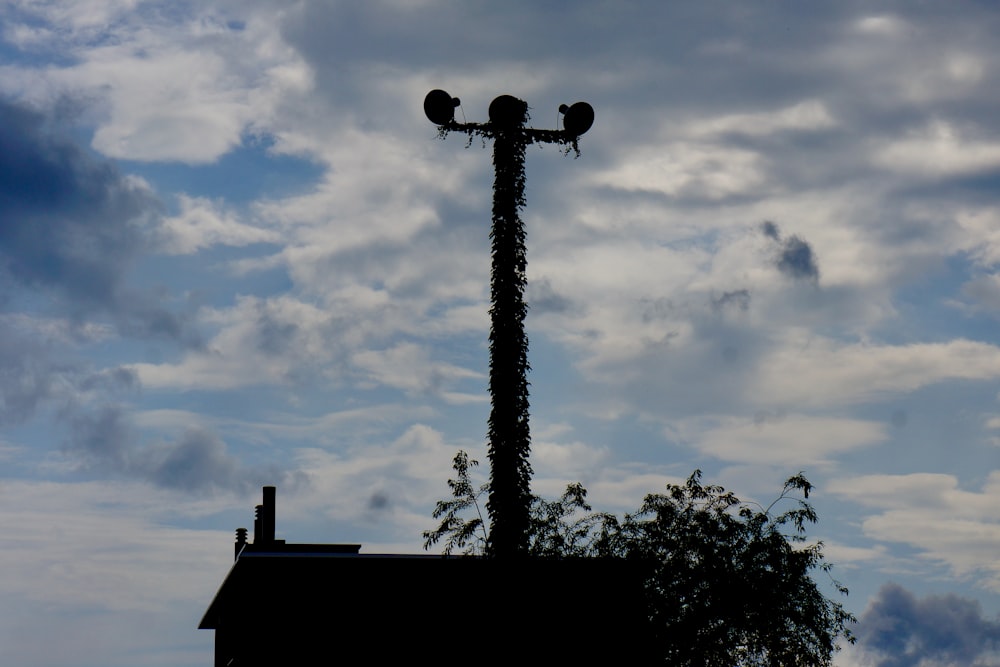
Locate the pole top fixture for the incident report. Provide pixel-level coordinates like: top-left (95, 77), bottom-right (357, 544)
top-left (424, 89), bottom-right (460, 125)
top-left (424, 89), bottom-right (594, 140)
top-left (488, 94), bottom-right (529, 127)
top-left (559, 101), bottom-right (594, 136)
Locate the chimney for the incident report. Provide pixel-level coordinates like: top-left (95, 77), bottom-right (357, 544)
top-left (234, 527), bottom-right (248, 561)
top-left (262, 485), bottom-right (276, 544)
top-left (251, 486), bottom-right (279, 547)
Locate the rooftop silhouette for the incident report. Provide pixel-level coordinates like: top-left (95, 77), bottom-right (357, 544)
top-left (200, 486), bottom-right (652, 665)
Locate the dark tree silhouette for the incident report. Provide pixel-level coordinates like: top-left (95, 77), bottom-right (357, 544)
top-left (424, 454), bottom-right (856, 665)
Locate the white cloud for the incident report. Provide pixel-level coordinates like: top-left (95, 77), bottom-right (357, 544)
top-left (5, 0), bottom-right (141, 34)
top-left (172, 403), bottom-right (439, 453)
top-left (834, 14), bottom-right (986, 107)
top-left (0, 478), bottom-right (237, 666)
top-left (585, 467), bottom-right (686, 512)
top-left (3, 2), bottom-right (312, 163)
top-left (688, 100), bottom-right (837, 138)
top-left (130, 295), bottom-right (342, 390)
top-left (956, 209), bottom-right (1000, 268)
top-left (956, 274), bottom-right (1000, 315)
top-left (874, 121), bottom-right (1000, 177)
top-left (284, 423), bottom-right (465, 544)
top-left (0, 480), bottom-right (233, 613)
top-left (822, 541), bottom-right (891, 567)
top-left (0, 439), bottom-right (21, 461)
top-left (0, 313), bottom-right (116, 344)
top-left (687, 414), bottom-right (888, 465)
top-left (352, 341), bottom-right (482, 398)
top-left (3, 2), bottom-right (1000, 662)
top-left (159, 195), bottom-right (281, 254)
top-left (854, 15), bottom-right (909, 37)
top-left (532, 439), bottom-right (612, 478)
top-left (593, 141), bottom-right (767, 199)
top-left (829, 473), bottom-right (1000, 590)
top-left (753, 337), bottom-right (1000, 408)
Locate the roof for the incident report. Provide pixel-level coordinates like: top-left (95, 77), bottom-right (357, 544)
top-left (200, 487), bottom-right (656, 663)
top-left (201, 549), bottom-right (653, 663)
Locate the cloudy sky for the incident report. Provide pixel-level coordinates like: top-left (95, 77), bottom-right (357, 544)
top-left (2, 1), bottom-right (1000, 665)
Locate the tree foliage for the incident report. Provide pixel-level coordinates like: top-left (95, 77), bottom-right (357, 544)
top-left (423, 452), bottom-right (856, 666)
top-left (422, 451), bottom-right (489, 556)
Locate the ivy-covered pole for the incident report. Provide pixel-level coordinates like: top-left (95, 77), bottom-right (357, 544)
top-left (424, 90), bottom-right (594, 558)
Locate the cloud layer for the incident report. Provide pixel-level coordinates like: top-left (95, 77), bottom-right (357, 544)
top-left (1, 2), bottom-right (1000, 665)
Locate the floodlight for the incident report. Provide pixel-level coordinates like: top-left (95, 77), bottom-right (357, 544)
top-left (488, 95), bottom-right (528, 127)
top-left (424, 89), bottom-right (460, 125)
top-left (559, 102), bottom-right (594, 136)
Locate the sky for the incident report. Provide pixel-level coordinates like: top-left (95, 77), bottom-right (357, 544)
top-left (1, 1), bottom-right (1000, 665)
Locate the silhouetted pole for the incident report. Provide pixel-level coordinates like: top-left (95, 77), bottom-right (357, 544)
top-left (485, 96), bottom-right (532, 560)
top-left (425, 90), bottom-right (594, 558)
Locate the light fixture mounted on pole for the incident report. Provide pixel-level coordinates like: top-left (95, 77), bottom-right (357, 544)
top-left (424, 89), bottom-right (593, 559)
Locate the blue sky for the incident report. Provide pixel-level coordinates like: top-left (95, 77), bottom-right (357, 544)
top-left (2, 1), bottom-right (1000, 665)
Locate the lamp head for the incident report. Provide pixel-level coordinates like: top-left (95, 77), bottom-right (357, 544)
top-left (424, 89), bottom-right (460, 125)
top-left (560, 101), bottom-right (594, 136)
top-left (488, 95), bottom-right (528, 127)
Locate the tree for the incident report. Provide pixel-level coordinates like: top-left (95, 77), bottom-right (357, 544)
top-left (422, 451), bottom-right (489, 556)
top-left (423, 453), bottom-right (856, 666)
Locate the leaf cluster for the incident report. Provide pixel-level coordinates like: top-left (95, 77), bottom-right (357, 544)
top-left (435, 120), bottom-right (583, 156)
top-left (597, 471), bottom-right (855, 666)
top-left (424, 453), bottom-right (856, 666)
top-left (422, 451), bottom-right (489, 556)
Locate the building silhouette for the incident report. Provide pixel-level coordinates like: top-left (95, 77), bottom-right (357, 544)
top-left (200, 486), bottom-right (653, 665)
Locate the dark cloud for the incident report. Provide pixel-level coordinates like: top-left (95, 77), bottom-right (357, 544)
top-left (367, 491), bottom-right (391, 512)
top-left (68, 404), bottom-right (134, 470)
top-left (712, 289), bottom-right (751, 312)
top-left (527, 278), bottom-right (575, 314)
top-left (856, 583), bottom-right (1000, 667)
top-left (0, 98), bottom-right (147, 299)
top-left (640, 296), bottom-right (677, 323)
top-left (0, 318), bottom-right (137, 426)
top-left (760, 220), bottom-right (780, 241)
top-left (0, 327), bottom-right (61, 425)
top-left (280, 1), bottom-right (849, 116)
top-left (761, 221), bottom-right (819, 282)
top-left (149, 429), bottom-right (267, 493)
top-left (255, 304), bottom-right (299, 355)
top-left (65, 405), bottom-right (302, 495)
top-left (777, 235), bottom-right (820, 282)
top-left (753, 409), bottom-right (787, 425)
top-left (0, 97), bottom-right (197, 344)
top-left (77, 366), bottom-right (139, 393)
